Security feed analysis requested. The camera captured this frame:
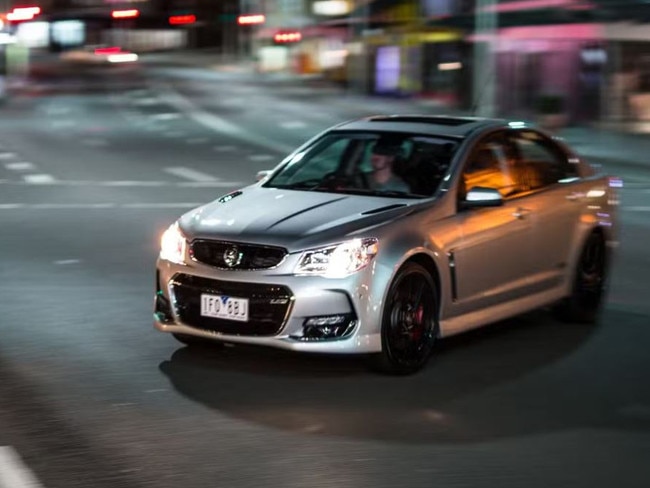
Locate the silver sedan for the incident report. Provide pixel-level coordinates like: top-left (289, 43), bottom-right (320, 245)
top-left (154, 116), bottom-right (619, 374)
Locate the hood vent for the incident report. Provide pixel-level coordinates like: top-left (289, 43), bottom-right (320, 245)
top-left (218, 190), bottom-right (243, 204)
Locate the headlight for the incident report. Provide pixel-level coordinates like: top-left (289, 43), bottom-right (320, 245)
top-left (295, 238), bottom-right (379, 278)
top-left (160, 222), bottom-right (187, 264)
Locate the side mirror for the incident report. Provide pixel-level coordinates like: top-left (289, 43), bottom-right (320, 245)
top-left (462, 186), bottom-right (504, 208)
top-left (256, 170), bottom-right (272, 182)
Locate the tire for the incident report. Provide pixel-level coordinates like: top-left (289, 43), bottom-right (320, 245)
top-left (373, 262), bottom-right (439, 375)
top-left (554, 231), bottom-right (608, 324)
top-left (172, 333), bottom-right (224, 348)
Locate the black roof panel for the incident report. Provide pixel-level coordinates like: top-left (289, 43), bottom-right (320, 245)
top-left (336, 115), bottom-right (507, 138)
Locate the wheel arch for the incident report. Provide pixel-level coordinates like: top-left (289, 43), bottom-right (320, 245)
top-left (564, 223), bottom-right (611, 297)
top-left (400, 252), bottom-right (444, 336)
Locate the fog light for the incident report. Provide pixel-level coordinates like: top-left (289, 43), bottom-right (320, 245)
top-left (295, 314), bottom-right (357, 341)
top-left (154, 291), bottom-right (174, 323)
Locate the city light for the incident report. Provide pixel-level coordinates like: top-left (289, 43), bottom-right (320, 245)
top-left (313, 1), bottom-right (351, 16)
top-left (274, 32), bottom-right (302, 43)
top-left (111, 9), bottom-right (140, 19)
top-left (169, 14), bottom-right (196, 25)
top-left (7, 6), bottom-right (41, 22)
top-left (237, 14), bottom-right (265, 25)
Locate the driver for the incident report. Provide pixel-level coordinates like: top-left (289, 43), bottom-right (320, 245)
top-left (370, 141), bottom-right (410, 193)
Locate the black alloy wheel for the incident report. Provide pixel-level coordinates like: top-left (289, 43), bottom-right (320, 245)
top-left (555, 231), bottom-right (608, 324)
top-left (375, 262), bottom-right (438, 375)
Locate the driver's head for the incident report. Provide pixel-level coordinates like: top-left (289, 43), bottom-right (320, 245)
top-left (371, 139), bottom-right (403, 172)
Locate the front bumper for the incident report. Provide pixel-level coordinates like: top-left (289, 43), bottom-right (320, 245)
top-left (154, 259), bottom-right (383, 354)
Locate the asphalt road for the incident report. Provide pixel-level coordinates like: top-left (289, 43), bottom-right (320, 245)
top-left (0, 61), bottom-right (649, 488)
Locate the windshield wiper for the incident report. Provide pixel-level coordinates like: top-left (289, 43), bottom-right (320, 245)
top-left (272, 179), bottom-right (325, 190)
top-left (271, 173), bottom-right (341, 191)
top-left (345, 189), bottom-right (423, 199)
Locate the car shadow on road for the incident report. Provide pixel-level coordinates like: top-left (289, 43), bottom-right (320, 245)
top-left (159, 308), bottom-right (650, 444)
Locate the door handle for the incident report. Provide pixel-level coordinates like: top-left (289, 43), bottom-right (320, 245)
top-left (512, 207), bottom-right (531, 219)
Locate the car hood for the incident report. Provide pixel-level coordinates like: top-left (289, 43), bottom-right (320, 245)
top-left (179, 186), bottom-right (418, 250)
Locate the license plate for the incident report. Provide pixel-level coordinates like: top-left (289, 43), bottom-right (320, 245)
top-left (200, 294), bottom-right (249, 322)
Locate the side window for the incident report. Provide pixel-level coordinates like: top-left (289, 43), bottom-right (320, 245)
top-left (462, 136), bottom-right (519, 198)
top-left (510, 131), bottom-right (574, 191)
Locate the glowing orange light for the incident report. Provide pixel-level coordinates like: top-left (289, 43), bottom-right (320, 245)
top-left (237, 14), bottom-right (265, 25)
top-left (274, 32), bottom-right (302, 43)
top-left (112, 9), bottom-right (139, 19)
top-left (7, 6), bottom-right (41, 21)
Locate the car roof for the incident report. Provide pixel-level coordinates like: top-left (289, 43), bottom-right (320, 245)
top-left (334, 115), bottom-right (509, 139)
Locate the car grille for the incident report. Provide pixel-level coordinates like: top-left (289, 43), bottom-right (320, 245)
top-left (190, 240), bottom-right (287, 270)
top-left (170, 274), bottom-right (293, 336)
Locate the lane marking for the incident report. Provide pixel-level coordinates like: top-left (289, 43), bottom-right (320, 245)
top-left (0, 180), bottom-right (242, 187)
top-left (5, 162), bottom-right (35, 171)
top-left (249, 154), bottom-right (275, 162)
top-left (164, 167), bottom-right (219, 182)
top-left (0, 446), bottom-right (45, 488)
top-left (149, 113), bottom-right (181, 121)
top-left (45, 106), bottom-right (71, 115)
top-left (54, 259), bottom-right (81, 265)
top-left (625, 206), bottom-right (650, 212)
top-left (214, 145), bottom-right (237, 152)
top-left (23, 174), bottom-right (56, 184)
top-left (0, 153), bottom-right (17, 160)
top-left (280, 120), bottom-right (307, 129)
top-left (0, 203), bottom-right (204, 210)
top-left (155, 82), bottom-right (294, 154)
top-left (134, 97), bottom-right (159, 106)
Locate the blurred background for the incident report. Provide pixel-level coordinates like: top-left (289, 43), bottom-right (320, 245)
top-left (2, 0), bottom-right (650, 130)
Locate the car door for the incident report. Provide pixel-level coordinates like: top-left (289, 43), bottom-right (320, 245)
top-left (507, 129), bottom-right (585, 291)
top-left (450, 132), bottom-right (538, 316)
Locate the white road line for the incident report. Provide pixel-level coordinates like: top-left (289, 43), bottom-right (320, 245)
top-left (5, 162), bottom-right (35, 171)
top-left (134, 97), bottom-right (160, 106)
top-left (249, 154), bottom-right (275, 162)
top-left (0, 153), bottom-right (17, 160)
top-left (54, 259), bottom-right (81, 265)
top-left (0, 203), bottom-right (204, 210)
top-left (164, 167), bottom-right (219, 182)
top-left (149, 113), bottom-right (181, 121)
top-left (155, 82), bottom-right (294, 154)
top-left (0, 179), bottom-right (242, 187)
top-left (626, 206), bottom-right (650, 212)
top-left (0, 446), bottom-right (45, 488)
top-left (45, 106), bottom-right (71, 115)
top-left (23, 174), bottom-right (56, 184)
top-left (214, 145), bottom-right (237, 152)
top-left (280, 120), bottom-right (307, 129)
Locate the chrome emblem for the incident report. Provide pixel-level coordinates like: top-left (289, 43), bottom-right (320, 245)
top-left (223, 245), bottom-right (242, 268)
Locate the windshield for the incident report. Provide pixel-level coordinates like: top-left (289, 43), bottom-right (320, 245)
top-left (264, 131), bottom-right (459, 198)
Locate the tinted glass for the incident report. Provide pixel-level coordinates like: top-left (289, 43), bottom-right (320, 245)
top-left (509, 131), bottom-right (575, 190)
top-left (265, 132), bottom-right (459, 198)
